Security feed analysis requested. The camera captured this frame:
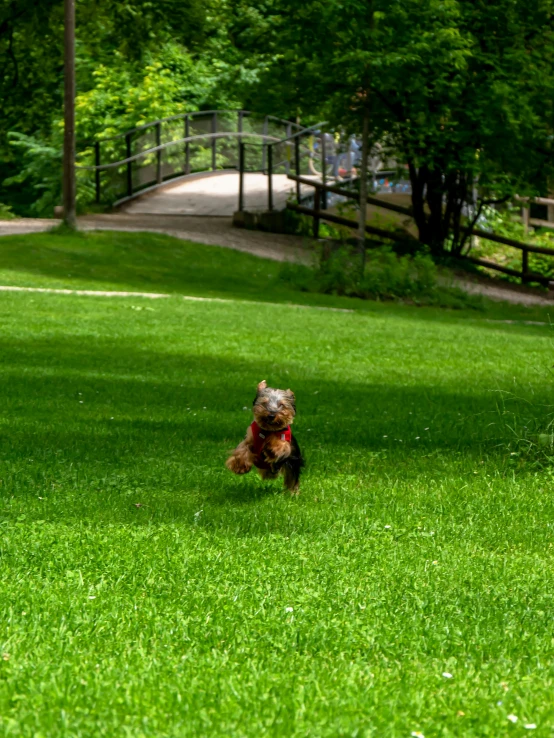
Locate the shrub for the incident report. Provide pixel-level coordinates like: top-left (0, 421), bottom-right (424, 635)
top-left (280, 243), bottom-right (477, 308)
top-left (0, 202), bottom-right (15, 220)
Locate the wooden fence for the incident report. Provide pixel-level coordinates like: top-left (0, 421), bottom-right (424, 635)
top-left (518, 196), bottom-right (554, 233)
top-left (286, 175), bottom-right (554, 287)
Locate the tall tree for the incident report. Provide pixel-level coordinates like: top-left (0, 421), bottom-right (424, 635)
top-left (0, 0), bottom-right (209, 213)
top-left (231, 0), bottom-right (554, 255)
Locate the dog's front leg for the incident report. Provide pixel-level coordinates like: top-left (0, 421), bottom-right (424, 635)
top-left (262, 435), bottom-right (291, 466)
top-left (226, 426), bottom-right (255, 474)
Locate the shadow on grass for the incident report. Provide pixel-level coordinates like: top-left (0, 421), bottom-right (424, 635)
top-left (1, 333), bottom-right (551, 528)
top-left (0, 333), bottom-right (544, 447)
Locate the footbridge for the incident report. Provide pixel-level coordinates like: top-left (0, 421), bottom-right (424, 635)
top-left (77, 110), bottom-right (330, 216)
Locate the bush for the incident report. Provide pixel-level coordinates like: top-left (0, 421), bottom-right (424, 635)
top-left (0, 202), bottom-right (15, 220)
top-left (282, 244), bottom-right (431, 298)
top-left (280, 243), bottom-right (481, 308)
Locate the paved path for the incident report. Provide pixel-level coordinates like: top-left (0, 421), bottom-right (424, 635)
top-left (124, 172), bottom-right (305, 217)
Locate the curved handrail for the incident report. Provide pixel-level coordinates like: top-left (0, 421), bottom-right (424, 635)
top-left (76, 131), bottom-right (284, 170)
top-left (80, 109), bottom-right (306, 146)
top-left (83, 110), bottom-right (327, 205)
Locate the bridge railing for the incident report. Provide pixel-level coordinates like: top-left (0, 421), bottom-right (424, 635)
top-left (237, 125), bottom-right (361, 213)
top-left (76, 110), bottom-right (305, 205)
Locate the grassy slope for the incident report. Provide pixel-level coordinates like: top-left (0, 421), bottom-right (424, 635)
top-left (0, 228), bottom-right (553, 321)
top-left (1, 232), bottom-right (554, 736)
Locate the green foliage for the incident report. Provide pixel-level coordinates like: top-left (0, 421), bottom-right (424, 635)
top-left (280, 243), bottom-right (478, 307)
top-left (3, 133), bottom-right (62, 217)
top-left (234, 0), bottom-right (554, 253)
top-left (3, 132), bottom-right (95, 217)
top-left (0, 231), bottom-right (553, 734)
top-left (74, 43), bottom-right (233, 145)
top-left (0, 0), bottom-right (215, 214)
top-left (0, 201), bottom-right (15, 220)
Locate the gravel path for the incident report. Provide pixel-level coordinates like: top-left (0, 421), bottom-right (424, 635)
top-left (0, 214), bottom-right (313, 264)
top-left (123, 172), bottom-right (312, 217)
top-left (452, 276), bottom-right (554, 307)
top-left (2, 214), bottom-right (554, 307)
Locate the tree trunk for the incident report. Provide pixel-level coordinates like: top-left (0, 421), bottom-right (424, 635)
top-left (358, 108), bottom-right (370, 272)
top-left (409, 159), bottom-right (475, 256)
top-left (425, 168), bottom-right (446, 255)
top-left (63, 0), bottom-right (76, 229)
top-left (408, 161), bottom-right (428, 246)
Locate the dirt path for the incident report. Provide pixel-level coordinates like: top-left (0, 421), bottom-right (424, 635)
top-left (1, 214), bottom-right (554, 307)
top-left (451, 276), bottom-right (554, 307)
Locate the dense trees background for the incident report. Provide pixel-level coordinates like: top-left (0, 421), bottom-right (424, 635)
top-left (233, 0), bottom-right (554, 253)
top-left (0, 0), bottom-right (228, 213)
top-left (1, 0), bottom-right (554, 255)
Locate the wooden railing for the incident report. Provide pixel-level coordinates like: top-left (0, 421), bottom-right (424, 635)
top-left (286, 174), bottom-right (554, 287)
top-left (518, 195), bottom-right (554, 233)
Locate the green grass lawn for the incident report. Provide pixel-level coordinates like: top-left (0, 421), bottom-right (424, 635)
top-left (2, 230), bottom-right (554, 737)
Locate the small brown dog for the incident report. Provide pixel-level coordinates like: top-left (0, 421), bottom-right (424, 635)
top-left (226, 380), bottom-right (304, 492)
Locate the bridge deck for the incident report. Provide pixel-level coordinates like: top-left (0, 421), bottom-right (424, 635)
top-left (121, 172), bottom-right (302, 217)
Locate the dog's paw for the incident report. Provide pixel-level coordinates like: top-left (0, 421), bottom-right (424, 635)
top-left (226, 455), bottom-right (252, 475)
top-left (262, 448), bottom-right (276, 464)
top-left (285, 482), bottom-right (300, 495)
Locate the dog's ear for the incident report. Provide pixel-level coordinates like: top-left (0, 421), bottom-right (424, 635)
top-left (257, 380), bottom-right (267, 392)
top-left (284, 389), bottom-right (296, 409)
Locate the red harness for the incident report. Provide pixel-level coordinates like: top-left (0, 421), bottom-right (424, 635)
top-left (250, 421), bottom-right (291, 469)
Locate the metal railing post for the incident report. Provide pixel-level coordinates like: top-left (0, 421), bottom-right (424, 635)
top-left (156, 122), bottom-right (162, 184)
top-left (295, 136), bottom-right (301, 201)
top-left (125, 134), bottom-right (132, 197)
top-left (267, 144), bottom-right (273, 211)
top-left (212, 112), bottom-right (217, 171)
top-left (237, 111), bottom-right (243, 170)
top-left (238, 142), bottom-right (245, 212)
top-left (94, 141), bottom-right (101, 203)
top-left (262, 116), bottom-right (268, 172)
top-left (321, 133), bottom-right (327, 209)
top-left (285, 122), bottom-right (292, 175)
top-left (185, 115), bottom-right (190, 175)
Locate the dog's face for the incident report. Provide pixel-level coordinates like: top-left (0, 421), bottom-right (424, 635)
top-left (253, 380), bottom-right (296, 431)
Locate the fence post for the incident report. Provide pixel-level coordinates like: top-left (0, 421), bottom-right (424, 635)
top-left (185, 115), bottom-right (190, 175)
top-left (313, 187), bottom-right (321, 238)
top-left (267, 144), bottom-right (273, 211)
top-left (262, 116), bottom-right (268, 172)
top-left (125, 133), bottom-right (132, 197)
top-left (156, 122), bottom-right (162, 184)
top-left (94, 141), bottom-right (101, 203)
top-left (212, 112), bottom-right (217, 171)
top-left (238, 142), bottom-right (245, 212)
top-left (295, 136), bottom-right (301, 201)
top-left (522, 247), bottom-right (529, 284)
top-left (522, 205), bottom-right (529, 236)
